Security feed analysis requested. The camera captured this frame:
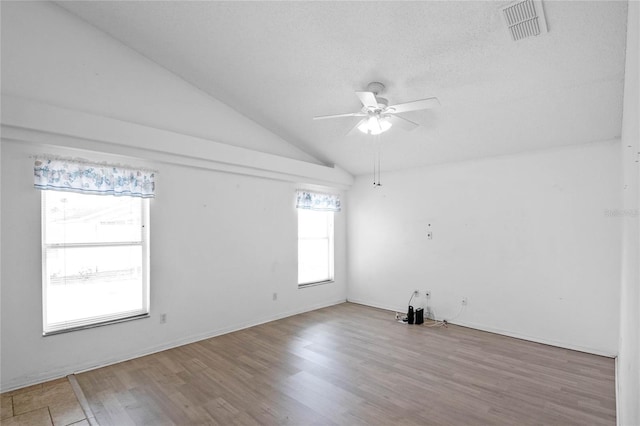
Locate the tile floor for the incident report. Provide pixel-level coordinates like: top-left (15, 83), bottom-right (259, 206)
top-left (0, 377), bottom-right (96, 426)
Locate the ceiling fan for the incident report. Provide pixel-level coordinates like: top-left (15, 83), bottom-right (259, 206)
top-left (313, 82), bottom-right (440, 136)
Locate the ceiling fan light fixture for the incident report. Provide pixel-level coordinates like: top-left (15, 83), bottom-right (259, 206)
top-left (358, 115), bottom-right (392, 135)
top-left (357, 119), bottom-right (371, 134)
top-left (379, 116), bottom-right (392, 132)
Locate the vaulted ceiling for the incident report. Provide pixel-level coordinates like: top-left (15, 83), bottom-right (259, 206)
top-left (56, 1), bottom-right (628, 176)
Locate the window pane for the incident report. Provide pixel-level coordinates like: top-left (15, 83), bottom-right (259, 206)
top-left (44, 191), bottom-right (142, 244)
top-left (297, 209), bottom-right (333, 285)
top-left (42, 189), bottom-right (149, 334)
top-left (298, 209), bottom-right (329, 238)
top-left (298, 239), bottom-right (330, 283)
top-left (45, 245), bottom-right (144, 327)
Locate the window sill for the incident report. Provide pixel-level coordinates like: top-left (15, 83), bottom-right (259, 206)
top-left (298, 280), bottom-right (334, 289)
top-left (43, 313), bottom-right (150, 336)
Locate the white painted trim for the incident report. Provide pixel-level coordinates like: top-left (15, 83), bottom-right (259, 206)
top-left (347, 298), bottom-right (616, 358)
top-left (346, 298), bottom-right (407, 316)
top-left (1, 95), bottom-right (353, 188)
top-left (453, 319), bottom-right (617, 358)
top-left (0, 298), bottom-right (347, 393)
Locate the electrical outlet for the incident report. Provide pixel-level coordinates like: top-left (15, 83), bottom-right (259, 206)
top-left (160, 313), bottom-right (167, 324)
top-left (425, 290), bottom-right (431, 298)
top-left (461, 297), bottom-right (468, 306)
top-left (427, 231), bottom-right (433, 240)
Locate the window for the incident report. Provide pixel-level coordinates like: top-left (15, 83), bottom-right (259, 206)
top-left (298, 209), bottom-right (334, 286)
top-left (42, 191), bottom-right (150, 334)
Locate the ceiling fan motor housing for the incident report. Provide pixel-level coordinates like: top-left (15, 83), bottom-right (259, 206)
top-left (366, 81), bottom-right (385, 95)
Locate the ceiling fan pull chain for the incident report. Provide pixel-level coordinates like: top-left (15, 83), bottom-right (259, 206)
top-left (373, 150), bottom-right (377, 186)
top-left (377, 140), bottom-right (382, 187)
top-left (372, 134), bottom-right (378, 186)
top-left (371, 134), bottom-right (382, 187)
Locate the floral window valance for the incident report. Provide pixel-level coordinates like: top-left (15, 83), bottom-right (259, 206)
top-left (34, 158), bottom-right (156, 198)
top-left (296, 190), bottom-right (341, 212)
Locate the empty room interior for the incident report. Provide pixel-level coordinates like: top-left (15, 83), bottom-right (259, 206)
top-left (0, 1), bottom-right (639, 425)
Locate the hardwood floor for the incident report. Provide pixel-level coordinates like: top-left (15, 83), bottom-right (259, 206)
top-left (75, 302), bottom-right (616, 425)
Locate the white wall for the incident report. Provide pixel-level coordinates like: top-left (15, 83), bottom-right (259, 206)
top-left (0, 1), bottom-right (318, 164)
top-left (0, 139), bottom-right (348, 391)
top-left (0, 0), bottom-right (350, 391)
top-left (0, 0), bottom-right (632, 402)
top-left (617, 1), bottom-right (640, 424)
top-left (348, 141), bottom-right (621, 355)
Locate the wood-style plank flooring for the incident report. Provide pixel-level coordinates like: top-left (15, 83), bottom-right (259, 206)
top-left (75, 302), bottom-right (616, 425)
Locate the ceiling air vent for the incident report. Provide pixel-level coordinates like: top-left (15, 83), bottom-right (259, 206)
top-left (501, 0), bottom-right (548, 41)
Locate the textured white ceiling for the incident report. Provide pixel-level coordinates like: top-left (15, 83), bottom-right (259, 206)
top-left (56, 1), bottom-right (628, 176)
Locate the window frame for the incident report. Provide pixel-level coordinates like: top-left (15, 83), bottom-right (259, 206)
top-left (297, 208), bottom-right (335, 288)
top-left (41, 190), bottom-right (150, 335)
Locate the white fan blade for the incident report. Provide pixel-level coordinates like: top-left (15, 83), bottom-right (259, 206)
top-left (356, 91), bottom-right (379, 108)
top-left (387, 97), bottom-right (440, 114)
top-left (347, 118), bottom-right (368, 136)
top-left (386, 114), bottom-right (419, 131)
top-left (314, 112), bottom-right (366, 120)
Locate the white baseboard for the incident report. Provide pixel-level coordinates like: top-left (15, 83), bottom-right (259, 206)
top-left (453, 319), bottom-right (616, 358)
top-left (1, 298), bottom-right (346, 392)
top-left (346, 298), bottom-right (407, 315)
top-left (347, 298), bottom-right (616, 358)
